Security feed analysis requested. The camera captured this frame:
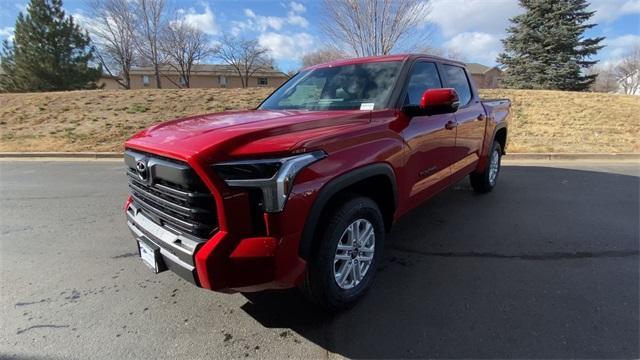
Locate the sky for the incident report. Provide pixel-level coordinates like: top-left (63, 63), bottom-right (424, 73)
top-left (0, 0), bottom-right (639, 72)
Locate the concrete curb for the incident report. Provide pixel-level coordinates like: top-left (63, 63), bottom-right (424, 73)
top-left (504, 153), bottom-right (640, 160)
top-left (0, 152), bottom-right (122, 159)
top-left (0, 152), bottom-right (639, 160)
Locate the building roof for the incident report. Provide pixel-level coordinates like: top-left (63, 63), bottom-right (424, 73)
top-left (129, 64), bottom-right (288, 77)
top-left (466, 63), bottom-right (501, 75)
top-left (100, 73), bottom-right (121, 80)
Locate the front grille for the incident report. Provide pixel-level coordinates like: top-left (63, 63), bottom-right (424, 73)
top-left (125, 150), bottom-right (218, 239)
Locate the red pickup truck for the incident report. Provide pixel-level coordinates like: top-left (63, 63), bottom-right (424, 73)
top-left (124, 54), bottom-right (510, 309)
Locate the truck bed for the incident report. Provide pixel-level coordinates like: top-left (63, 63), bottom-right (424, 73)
top-left (481, 98), bottom-right (510, 123)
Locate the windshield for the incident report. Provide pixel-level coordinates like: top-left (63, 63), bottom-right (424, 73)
top-left (259, 61), bottom-right (402, 111)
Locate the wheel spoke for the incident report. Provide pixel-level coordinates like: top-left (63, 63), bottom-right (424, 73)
top-left (352, 221), bottom-right (361, 245)
top-left (337, 243), bottom-right (354, 251)
top-left (358, 222), bottom-right (374, 246)
top-left (347, 222), bottom-right (357, 246)
top-left (357, 253), bottom-right (373, 262)
top-left (359, 246), bottom-right (374, 254)
top-left (339, 261), bottom-right (353, 286)
top-left (358, 261), bottom-right (369, 277)
top-left (351, 261), bottom-right (360, 282)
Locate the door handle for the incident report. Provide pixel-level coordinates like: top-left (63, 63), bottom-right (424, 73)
top-left (477, 114), bottom-right (486, 121)
top-left (445, 120), bottom-right (458, 130)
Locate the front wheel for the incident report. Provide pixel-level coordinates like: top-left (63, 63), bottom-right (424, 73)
top-left (301, 196), bottom-right (385, 310)
top-left (470, 141), bottom-right (502, 193)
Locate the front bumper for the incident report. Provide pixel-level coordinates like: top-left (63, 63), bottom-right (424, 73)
top-left (127, 203), bottom-right (200, 285)
top-left (122, 147), bottom-right (313, 293)
top-left (126, 200), bottom-right (307, 293)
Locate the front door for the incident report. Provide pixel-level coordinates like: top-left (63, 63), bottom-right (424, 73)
top-left (399, 61), bottom-right (457, 208)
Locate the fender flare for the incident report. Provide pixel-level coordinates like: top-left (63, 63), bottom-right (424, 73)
top-left (298, 163), bottom-right (398, 260)
top-left (476, 123), bottom-right (508, 173)
top-left (492, 123), bottom-right (508, 153)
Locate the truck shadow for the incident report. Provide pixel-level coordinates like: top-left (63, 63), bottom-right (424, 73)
top-left (240, 165), bottom-right (640, 359)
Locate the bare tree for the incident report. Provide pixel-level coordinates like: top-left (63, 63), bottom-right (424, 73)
top-left (302, 47), bottom-right (348, 67)
top-left (445, 48), bottom-right (468, 63)
top-left (320, 0), bottom-right (430, 57)
top-left (420, 46), bottom-right (467, 62)
top-left (135, 0), bottom-right (166, 88)
top-left (587, 64), bottom-right (618, 93)
top-left (161, 21), bottom-right (214, 88)
top-left (88, 0), bottom-right (136, 89)
top-left (615, 44), bottom-right (640, 95)
top-left (214, 34), bottom-right (273, 88)
top-left (419, 45), bottom-right (444, 57)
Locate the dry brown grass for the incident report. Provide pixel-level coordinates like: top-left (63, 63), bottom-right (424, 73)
top-left (482, 89), bottom-right (640, 153)
top-left (0, 88), bottom-right (273, 152)
top-left (0, 88), bottom-right (638, 153)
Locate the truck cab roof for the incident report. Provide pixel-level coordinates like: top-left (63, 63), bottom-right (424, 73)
top-left (301, 53), bottom-right (467, 71)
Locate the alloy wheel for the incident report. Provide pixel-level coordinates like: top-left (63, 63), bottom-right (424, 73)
top-left (488, 149), bottom-right (500, 186)
top-left (333, 219), bottom-right (375, 290)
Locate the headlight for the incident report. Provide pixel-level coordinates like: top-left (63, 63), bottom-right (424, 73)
top-left (213, 151), bottom-right (326, 212)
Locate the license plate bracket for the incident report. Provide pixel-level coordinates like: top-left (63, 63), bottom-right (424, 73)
top-left (137, 238), bottom-right (165, 274)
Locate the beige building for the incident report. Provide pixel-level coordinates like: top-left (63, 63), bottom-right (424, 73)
top-left (111, 64), bottom-right (289, 90)
top-left (98, 74), bottom-right (124, 90)
top-left (466, 63), bottom-right (503, 89)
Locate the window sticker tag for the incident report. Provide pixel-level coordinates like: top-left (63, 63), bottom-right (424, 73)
top-left (360, 103), bottom-right (375, 110)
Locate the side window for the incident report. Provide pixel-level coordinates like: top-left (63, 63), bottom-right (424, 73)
top-left (404, 62), bottom-right (442, 105)
top-left (443, 65), bottom-right (472, 106)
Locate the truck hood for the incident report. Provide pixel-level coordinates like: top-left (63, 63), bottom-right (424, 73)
top-left (125, 109), bottom-right (371, 161)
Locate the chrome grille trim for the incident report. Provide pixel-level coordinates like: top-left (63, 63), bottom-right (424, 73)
top-left (125, 149), bottom-right (218, 239)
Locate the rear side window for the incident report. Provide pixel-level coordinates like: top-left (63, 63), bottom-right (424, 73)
top-left (404, 62), bottom-right (442, 105)
top-left (443, 65), bottom-right (472, 106)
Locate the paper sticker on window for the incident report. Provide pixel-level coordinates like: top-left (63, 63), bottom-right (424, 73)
top-left (360, 103), bottom-right (375, 110)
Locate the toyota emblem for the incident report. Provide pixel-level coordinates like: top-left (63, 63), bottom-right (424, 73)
top-left (136, 160), bottom-right (148, 181)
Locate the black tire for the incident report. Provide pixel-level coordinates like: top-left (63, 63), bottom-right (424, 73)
top-left (301, 196), bottom-right (385, 310)
top-left (470, 141), bottom-right (502, 193)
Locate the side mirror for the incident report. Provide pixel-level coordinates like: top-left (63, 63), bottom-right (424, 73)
top-left (403, 88), bottom-right (460, 117)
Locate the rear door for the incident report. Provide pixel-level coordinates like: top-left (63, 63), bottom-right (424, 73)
top-left (400, 61), bottom-right (457, 206)
top-left (441, 64), bottom-right (486, 178)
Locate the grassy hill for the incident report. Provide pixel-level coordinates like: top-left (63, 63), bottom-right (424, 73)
top-left (1, 88), bottom-right (638, 153)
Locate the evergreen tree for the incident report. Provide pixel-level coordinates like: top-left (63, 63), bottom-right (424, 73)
top-left (0, 41), bottom-right (18, 92)
top-left (497, 0), bottom-right (605, 91)
top-left (0, 0), bottom-right (101, 92)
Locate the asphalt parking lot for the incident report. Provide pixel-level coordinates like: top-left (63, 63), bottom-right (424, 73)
top-left (1, 159), bottom-right (638, 359)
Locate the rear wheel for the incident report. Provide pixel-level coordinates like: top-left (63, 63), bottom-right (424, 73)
top-left (301, 196), bottom-right (384, 310)
top-left (470, 141), bottom-right (502, 193)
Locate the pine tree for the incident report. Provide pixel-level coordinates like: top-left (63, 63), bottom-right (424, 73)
top-left (497, 0), bottom-right (605, 91)
top-left (0, 0), bottom-right (101, 92)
